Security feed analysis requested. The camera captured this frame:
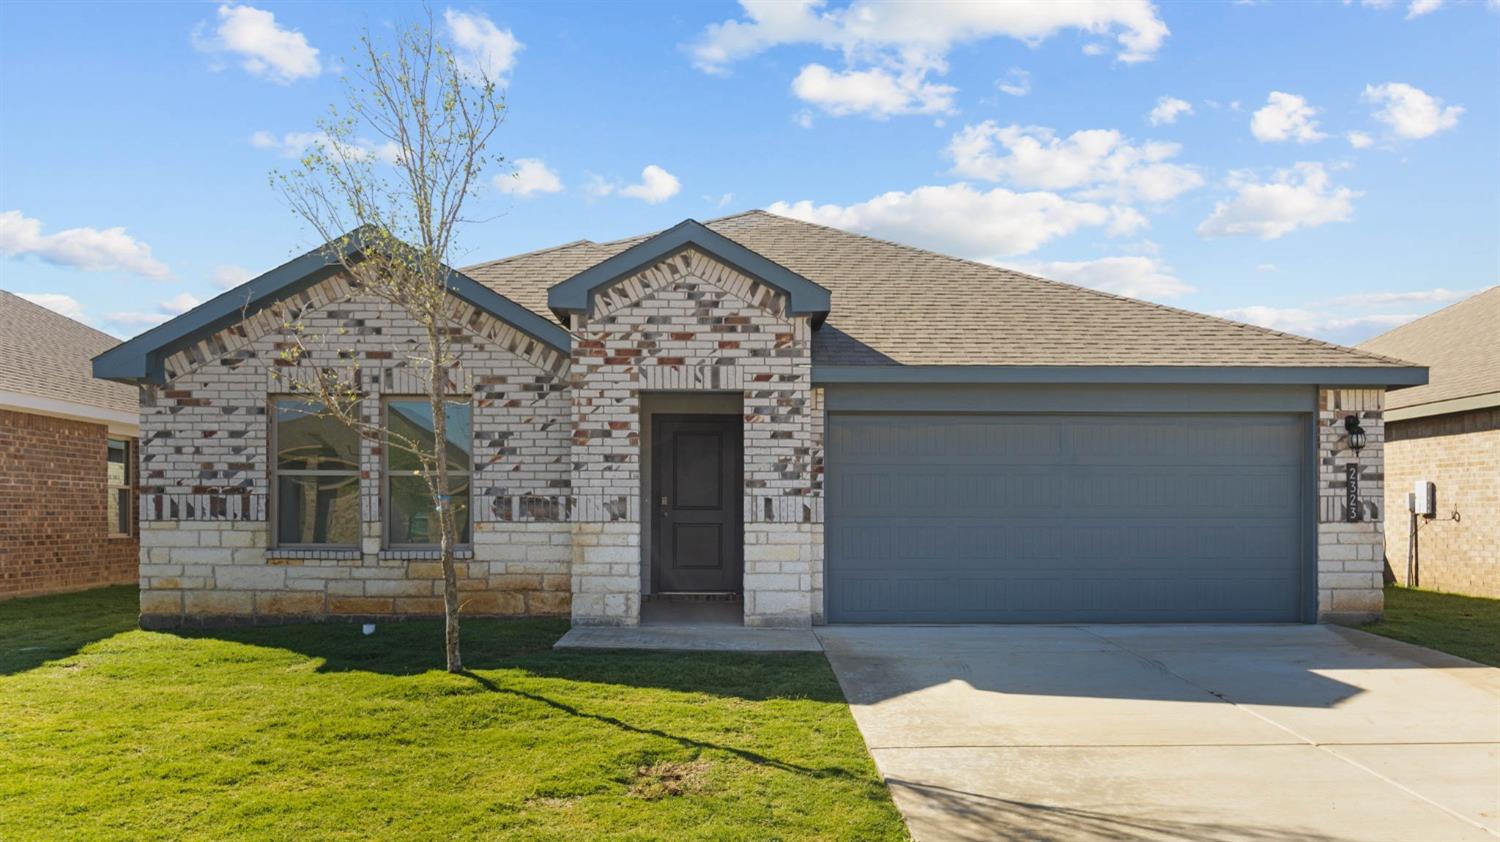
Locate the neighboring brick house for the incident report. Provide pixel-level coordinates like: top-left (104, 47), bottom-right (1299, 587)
top-left (93, 212), bottom-right (1426, 628)
top-left (1, 290), bottom-right (139, 598)
top-left (1359, 287), bottom-right (1499, 598)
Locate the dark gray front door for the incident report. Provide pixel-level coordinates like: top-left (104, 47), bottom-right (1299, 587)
top-left (653, 415), bottom-right (742, 593)
top-left (827, 413), bottom-right (1306, 623)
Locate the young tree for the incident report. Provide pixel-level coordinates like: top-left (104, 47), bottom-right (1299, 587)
top-left (271, 15), bottom-right (505, 672)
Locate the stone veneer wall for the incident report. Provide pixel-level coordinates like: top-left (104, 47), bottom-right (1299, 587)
top-left (1381, 408), bottom-right (1499, 598)
top-left (568, 248), bottom-right (823, 627)
top-left (0, 409), bottom-right (138, 599)
top-left (1317, 388), bottom-right (1386, 622)
top-left (136, 275), bottom-right (574, 626)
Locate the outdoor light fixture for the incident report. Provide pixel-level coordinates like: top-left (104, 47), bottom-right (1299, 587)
top-left (1344, 415), bottom-right (1367, 453)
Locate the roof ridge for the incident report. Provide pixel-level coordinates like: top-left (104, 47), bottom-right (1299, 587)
top-left (0, 288), bottom-right (120, 347)
top-left (1358, 284), bottom-right (1498, 347)
top-left (749, 210), bottom-right (1412, 367)
top-left (461, 238), bottom-right (597, 271)
top-left (589, 209), bottom-right (771, 250)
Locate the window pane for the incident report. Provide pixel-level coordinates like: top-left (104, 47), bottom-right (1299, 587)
top-left (275, 398), bottom-right (359, 471)
top-left (386, 400), bottom-right (471, 473)
top-left (107, 439), bottom-right (128, 486)
top-left (116, 489), bottom-right (130, 534)
top-left (275, 474), bottom-right (360, 545)
top-left (388, 474), bottom-right (470, 545)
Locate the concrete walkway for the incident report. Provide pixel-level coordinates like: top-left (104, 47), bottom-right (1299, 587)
top-left (554, 623), bottom-right (822, 653)
top-left (818, 624), bottom-right (1500, 842)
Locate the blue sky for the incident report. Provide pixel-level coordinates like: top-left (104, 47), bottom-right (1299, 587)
top-left (1, 0), bottom-right (1496, 345)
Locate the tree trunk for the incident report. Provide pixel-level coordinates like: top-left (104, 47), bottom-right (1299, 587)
top-left (430, 323), bottom-right (462, 673)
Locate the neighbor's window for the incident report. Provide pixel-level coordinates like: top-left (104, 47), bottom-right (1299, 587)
top-left (272, 398), bottom-right (360, 547)
top-left (107, 438), bottom-right (132, 536)
top-left (384, 398), bottom-right (472, 546)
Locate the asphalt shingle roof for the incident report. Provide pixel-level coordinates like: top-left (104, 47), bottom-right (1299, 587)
top-left (465, 210), bottom-right (1408, 370)
top-left (1357, 286), bottom-right (1500, 412)
top-left (0, 289), bottom-right (137, 414)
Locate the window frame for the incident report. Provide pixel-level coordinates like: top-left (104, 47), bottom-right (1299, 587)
top-left (106, 437), bottom-right (133, 537)
top-left (269, 396), bottom-right (362, 550)
top-left (381, 396), bottom-right (474, 550)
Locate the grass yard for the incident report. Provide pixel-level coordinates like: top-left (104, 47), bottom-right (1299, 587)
top-left (1360, 584), bottom-right (1500, 667)
top-left (0, 586), bottom-right (906, 841)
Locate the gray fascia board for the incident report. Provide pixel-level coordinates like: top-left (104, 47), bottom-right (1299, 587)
top-left (546, 219), bottom-right (831, 320)
top-left (92, 229), bottom-right (571, 385)
top-left (812, 364), bottom-right (1430, 388)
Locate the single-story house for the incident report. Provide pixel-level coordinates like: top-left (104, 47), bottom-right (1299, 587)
top-left (1358, 286), bottom-right (1498, 598)
top-left (1, 289), bottom-right (139, 599)
top-left (92, 211), bottom-right (1426, 628)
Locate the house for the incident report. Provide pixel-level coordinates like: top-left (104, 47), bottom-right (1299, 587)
top-left (92, 211), bottom-right (1426, 628)
top-left (1, 290), bottom-right (139, 598)
top-left (1358, 287), bottom-right (1498, 598)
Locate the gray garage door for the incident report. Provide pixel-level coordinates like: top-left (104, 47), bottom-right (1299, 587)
top-left (826, 414), bottom-right (1306, 623)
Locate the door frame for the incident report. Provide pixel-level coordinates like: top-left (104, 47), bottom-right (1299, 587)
top-left (650, 413), bottom-right (744, 594)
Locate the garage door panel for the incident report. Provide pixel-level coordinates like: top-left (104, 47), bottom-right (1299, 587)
top-left (827, 413), bottom-right (1305, 623)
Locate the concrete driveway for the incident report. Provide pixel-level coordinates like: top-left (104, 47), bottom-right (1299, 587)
top-left (817, 625), bottom-right (1500, 842)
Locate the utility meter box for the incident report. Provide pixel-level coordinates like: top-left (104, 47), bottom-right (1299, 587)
top-left (1411, 480), bottom-right (1436, 517)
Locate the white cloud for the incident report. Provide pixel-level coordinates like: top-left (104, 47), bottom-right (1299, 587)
top-left (791, 64), bottom-right (954, 117)
top-left (690, 1), bottom-right (1166, 120)
top-left (768, 183), bottom-right (1141, 260)
top-left (443, 9), bottom-right (522, 82)
top-left (1017, 256), bottom-right (1194, 300)
top-left (1407, 0), bottom-right (1443, 17)
top-left (211, 265), bottom-right (253, 290)
top-left (705, 192), bottom-right (736, 207)
top-left (191, 4), bottom-right (320, 84)
top-left (1324, 287), bottom-right (1476, 306)
top-left (947, 122), bottom-right (1203, 203)
top-left (250, 130), bottom-right (401, 164)
top-left (997, 68), bottom-right (1031, 97)
top-left (1347, 130), bottom-right (1375, 149)
top-left (691, 0), bottom-right (1169, 71)
top-left (1197, 163), bottom-right (1358, 240)
top-left (589, 165), bottom-right (681, 204)
top-left (1251, 92), bottom-right (1326, 143)
top-left (1147, 96), bottom-right (1193, 126)
top-left (0, 210), bottom-right (171, 280)
top-left (107, 293), bottom-right (203, 333)
top-left (496, 158), bottom-right (563, 197)
top-left (1257, 263), bottom-right (1278, 272)
top-left (1215, 305), bottom-right (1416, 338)
top-left (17, 292), bottom-right (90, 324)
top-left (1362, 82), bottom-right (1463, 140)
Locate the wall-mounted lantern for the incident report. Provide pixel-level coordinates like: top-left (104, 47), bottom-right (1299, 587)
top-left (1344, 415), bottom-right (1367, 453)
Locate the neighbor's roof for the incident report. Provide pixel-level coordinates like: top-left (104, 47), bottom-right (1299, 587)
top-left (0, 289), bottom-right (137, 415)
top-left (465, 210), bottom-right (1417, 374)
top-left (1358, 286), bottom-right (1500, 419)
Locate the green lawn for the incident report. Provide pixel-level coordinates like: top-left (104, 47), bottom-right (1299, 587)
top-left (0, 586), bottom-right (906, 841)
top-left (1360, 584), bottom-right (1500, 667)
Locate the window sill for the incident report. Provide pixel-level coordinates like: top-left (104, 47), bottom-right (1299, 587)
top-left (265, 548), bottom-right (362, 561)
top-left (379, 548), bottom-right (475, 561)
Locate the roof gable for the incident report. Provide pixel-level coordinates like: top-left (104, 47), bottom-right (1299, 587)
top-left (93, 228), bottom-right (572, 385)
top-left (545, 219), bottom-right (830, 324)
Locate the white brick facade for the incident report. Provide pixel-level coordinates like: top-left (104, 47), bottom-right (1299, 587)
top-left (132, 257), bottom-right (1384, 629)
top-left (566, 248), bottom-right (823, 627)
top-left (1317, 388), bottom-right (1386, 622)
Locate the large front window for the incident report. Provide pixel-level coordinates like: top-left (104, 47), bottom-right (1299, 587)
top-left (273, 398), bottom-right (360, 547)
top-left (384, 398), bottom-right (472, 546)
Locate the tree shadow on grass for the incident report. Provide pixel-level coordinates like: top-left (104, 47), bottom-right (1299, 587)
top-left (0, 586), bottom-right (140, 676)
top-left (170, 617), bottom-right (847, 703)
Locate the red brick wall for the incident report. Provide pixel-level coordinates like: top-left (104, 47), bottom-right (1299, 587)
top-left (0, 408), bottom-right (138, 598)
